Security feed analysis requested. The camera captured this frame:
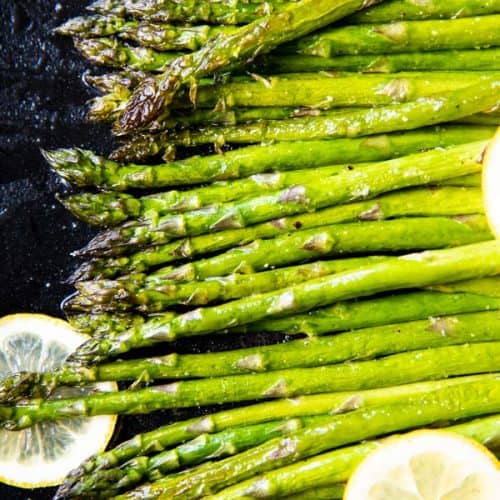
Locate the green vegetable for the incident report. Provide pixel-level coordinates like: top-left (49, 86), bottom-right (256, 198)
top-left (4, 311), bottom-right (499, 404)
top-left (213, 414), bottom-right (500, 499)
top-left (77, 141), bottom-right (488, 255)
top-left (68, 241), bottom-right (500, 363)
top-left (118, 0), bottom-right (385, 132)
top-left (113, 374), bottom-right (500, 499)
top-left (2, 344), bottom-right (499, 429)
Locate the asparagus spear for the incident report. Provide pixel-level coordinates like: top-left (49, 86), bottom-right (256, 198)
top-left (348, 0), bottom-right (500, 23)
top-left (71, 184), bottom-right (488, 280)
top-left (69, 241), bottom-right (500, 363)
top-left (287, 485), bottom-right (345, 500)
top-left (66, 282), bottom-right (500, 338)
top-left (113, 374), bottom-right (500, 499)
top-left (4, 311), bottom-right (500, 404)
top-left (46, 125), bottom-right (494, 188)
top-left (257, 48), bottom-right (500, 74)
top-left (70, 256), bottom-right (389, 311)
top-left (118, 0), bottom-right (385, 132)
top-left (59, 162), bottom-right (351, 227)
top-left (74, 37), bottom-right (180, 71)
top-left (87, 0), bottom-right (292, 24)
top-left (57, 375), bottom-right (500, 491)
top-left (87, 72), bottom-right (496, 124)
top-left (56, 415), bottom-right (334, 499)
top-left (86, 0), bottom-right (500, 24)
top-left (58, 15), bottom-right (237, 51)
top-left (146, 80), bottom-right (500, 146)
top-left (78, 141), bottom-right (488, 255)
top-left (67, 311), bottom-right (146, 337)
top-left (72, 216), bottom-right (490, 311)
top-left (283, 15), bottom-right (500, 57)
top-left (2, 344), bottom-right (500, 429)
top-left (213, 414), bottom-right (500, 500)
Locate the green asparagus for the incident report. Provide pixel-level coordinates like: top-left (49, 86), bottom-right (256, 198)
top-left (69, 241), bottom-right (500, 363)
top-left (70, 256), bottom-right (390, 311)
top-left (256, 48), bottom-right (500, 74)
top-left (74, 37), bottom-right (180, 71)
top-left (347, 0), bottom-right (500, 23)
top-left (283, 15), bottom-right (500, 57)
top-left (4, 311), bottom-right (500, 404)
top-left (46, 126), bottom-right (495, 188)
top-left (2, 344), bottom-right (500, 429)
top-left (146, 80), bottom-right (500, 146)
top-left (87, 72), bottom-right (497, 124)
top-left (55, 375), bottom-right (500, 488)
top-left (66, 282), bottom-right (500, 339)
top-left (77, 141), bottom-right (488, 255)
top-left (87, 0), bottom-right (293, 24)
top-left (59, 162), bottom-right (354, 227)
top-left (118, 0), bottom-right (385, 132)
top-left (56, 416), bottom-right (334, 499)
top-left (114, 374), bottom-right (500, 499)
top-left (71, 185), bottom-right (488, 280)
top-left (59, 15), bottom-right (238, 51)
top-left (213, 414), bottom-right (500, 499)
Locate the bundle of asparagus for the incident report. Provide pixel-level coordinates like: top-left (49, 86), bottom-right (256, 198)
top-left (3, 0), bottom-right (500, 497)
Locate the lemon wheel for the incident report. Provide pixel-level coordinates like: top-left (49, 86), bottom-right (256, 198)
top-left (483, 127), bottom-right (500, 238)
top-left (0, 314), bottom-right (117, 488)
top-left (344, 429), bottom-right (500, 500)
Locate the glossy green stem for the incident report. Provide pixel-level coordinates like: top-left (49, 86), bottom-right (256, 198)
top-left (2, 345), bottom-right (500, 430)
top-left (152, 81), bottom-right (500, 146)
top-left (78, 141), bottom-right (488, 255)
top-left (4, 311), bottom-right (500, 405)
top-left (59, 376), bottom-right (497, 485)
top-left (115, 375), bottom-right (500, 499)
top-left (69, 241), bottom-right (500, 364)
top-left (213, 413), bottom-right (500, 499)
top-left (118, 0), bottom-right (383, 132)
top-left (283, 15), bottom-right (500, 57)
top-left (257, 48), bottom-right (500, 73)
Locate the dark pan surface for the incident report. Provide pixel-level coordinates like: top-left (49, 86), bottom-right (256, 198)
top-left (0, 1), bottom-right (278, 498)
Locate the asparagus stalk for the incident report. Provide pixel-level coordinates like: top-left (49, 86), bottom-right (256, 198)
top-left (88, 0), bottom-right (292, 24)
top-left (78, 141), bottom-right (488, 255)
top-left (256, 48), bottom-right (500, 74)
top-left (118, 0), bottom-right (385, 132)
top-left (71, 185), bottom-right (487, 280)
top-left (66, 283), bottom-right (500, 338)
top-left (87, 72), bottom-right (496, 124)
top-left (213, 414), bottom-right (500, 500)
top-left (69, 241), bottom-right (500, 363)
top-left (2, 344), bottom-right (500, 430)
top-left (59, 162), bottom-right (351, 227)
top-left (113, 374), bottom-right (500, 499)
top-left (72, 216), bottom-right (490, 312)
top-left (74, 37), bottom-right (180, 71)
top-left (4, 311), bottom-right (500, 404)
top-left (239, 285), bottom-right (500, 337)
top-left (283, 15), bottom-right (500, 57)
top-left (57, 376), bottom-right (500, 489)
top-left (58, 15), bottom-right (237, 51)
top-left (46, 126), bottom-right (494, 189)
top-left (348, 0), bottom-right (500, 23)
top-left (87, 0), bottom-right (500, 24)
top-left (56, 415), bottom-right (334, 499)
top-left (69, 256), bottom-right (390, 311)
top-left (146, 80), bottom-right (500, 146)
top-left (287, 485), bottom-right (345, 499)
top-left (67, 311), bottom-right (147, 337)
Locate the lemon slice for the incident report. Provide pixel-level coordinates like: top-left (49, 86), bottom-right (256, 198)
top-left (483, 127), bottom-right (500, 238)
top-left (344, 429), bottom-right (500, 500)
top-left (0, 314), bottom-right (117, 488)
